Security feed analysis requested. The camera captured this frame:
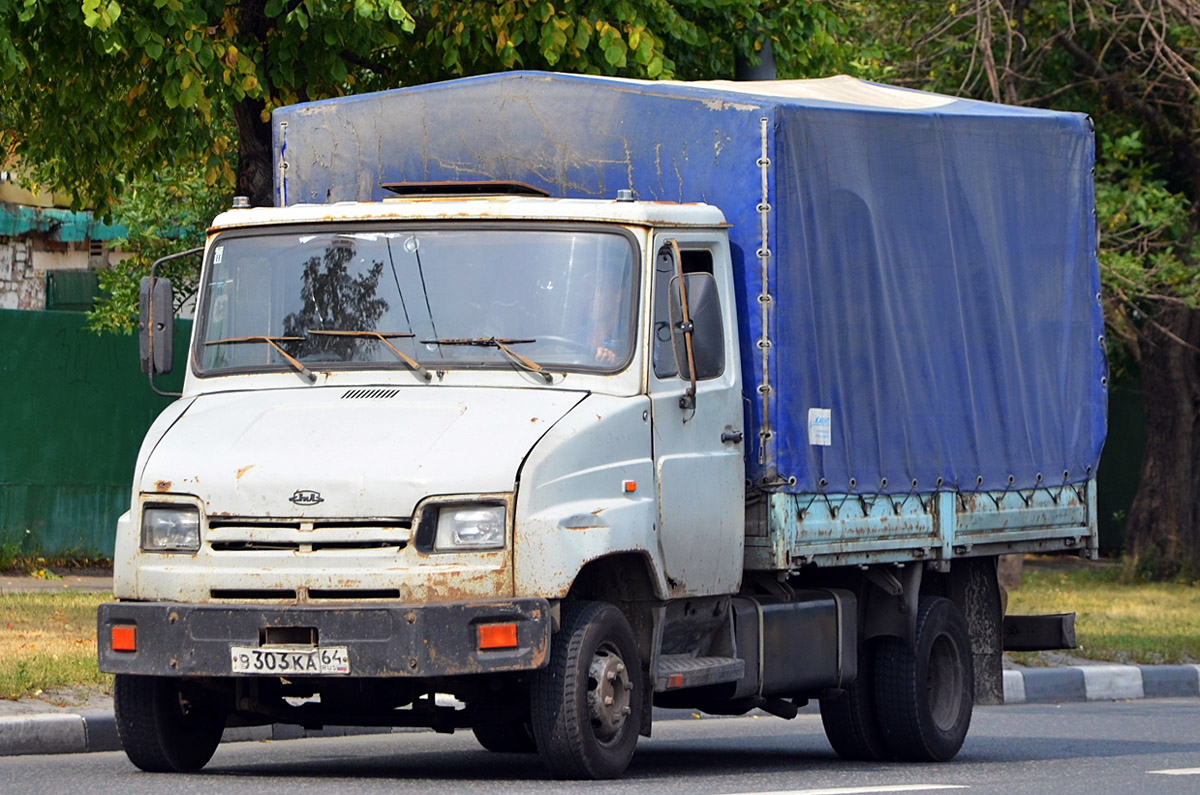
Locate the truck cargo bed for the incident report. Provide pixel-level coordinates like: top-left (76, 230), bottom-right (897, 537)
top-left (748, 481), bottom-right (1095, 569)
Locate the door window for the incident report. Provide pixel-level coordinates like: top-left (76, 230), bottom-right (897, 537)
top-left (653, 246), bottom-right (724, 381)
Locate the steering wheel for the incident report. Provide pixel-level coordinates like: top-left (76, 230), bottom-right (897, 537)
top-left (529, 335), bottom-right (595, 358)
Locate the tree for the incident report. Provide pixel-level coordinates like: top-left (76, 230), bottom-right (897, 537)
top-left (2, 1), bottom-right (847, 333)
top-left (88, 164), bottom-right (229, 334)
top-left (852, 1), bottom-right (1200, 578)
top-left (0, 1), bottom-right (846, 211)
top-left (0, 0), bottom-right (419, 210)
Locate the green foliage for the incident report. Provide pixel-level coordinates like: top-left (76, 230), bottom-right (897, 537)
top-left (1093, 132), bottom-right (1199, 362)
top-left (89, 166), bottom-right (228, 335)
top-left (404, 0), bottom-right (846, 82)
top-left (0, 527), bottom-right (108, 573)
top-left (0, 529), bottom-right (38, 572)
top-left (1, 1), bottom-right (848, 216)
top-left (0, 0), bottom-right (417, 212)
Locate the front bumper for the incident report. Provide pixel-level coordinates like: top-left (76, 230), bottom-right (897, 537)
top-left (97, 599), bottom-right (550, 678)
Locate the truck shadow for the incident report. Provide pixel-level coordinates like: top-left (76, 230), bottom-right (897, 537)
top-left (200, 728), bottom-right (1200, 783)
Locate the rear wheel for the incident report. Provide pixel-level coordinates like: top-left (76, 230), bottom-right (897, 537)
top-left (472, 720), bottom-right (538, 753)
top-left (530, 601), bottom-right (644, 779)
top-left (874, 596), bottom-right (974, 762)
top-left (114, 674), bottom-right (227, 772)
top-left (819, 637), bottom-right (891, 760)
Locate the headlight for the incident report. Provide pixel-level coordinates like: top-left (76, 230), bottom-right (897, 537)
top-left (434, 504), bottom-right (506, 551)
top-left (141, 505), bottom-right (201, 552)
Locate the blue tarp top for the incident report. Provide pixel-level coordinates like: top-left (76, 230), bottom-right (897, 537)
top-left (273, 71), bottom-right (1106, 496)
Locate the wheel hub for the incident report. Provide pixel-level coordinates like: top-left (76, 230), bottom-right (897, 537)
top-left (587, 646), bottom-right (633, 740)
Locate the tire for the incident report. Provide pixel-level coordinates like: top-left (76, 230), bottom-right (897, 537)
top-left (530, 601), bottom-right (644, 779)
top-left (819, 638), bottom-right (891, 761)
top-left (874, 596), bottom-right (974, 762)
top-left (473, 720), bottom-right (538, 753)
top-left (113, 674), bottom-right (227, 772)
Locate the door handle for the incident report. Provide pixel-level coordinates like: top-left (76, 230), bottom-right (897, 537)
top-left (721, 430), bottom-right (744, 444)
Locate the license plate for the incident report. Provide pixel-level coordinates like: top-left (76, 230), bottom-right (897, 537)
top-left (230, 645), bottom-right (350, 675)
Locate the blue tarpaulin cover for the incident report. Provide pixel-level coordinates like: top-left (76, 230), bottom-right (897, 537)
top-left (273, 71), bottom-right (1106, 496)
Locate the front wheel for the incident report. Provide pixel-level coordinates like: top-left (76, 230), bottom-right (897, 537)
top-left (473, 720), bottom-right (538, 753)
top-left (530, 601), bottom-right (644, 779)
top-left (874, 596), bottom-right (974, 762)
top-left (113, 674), bottom-right (227, 772)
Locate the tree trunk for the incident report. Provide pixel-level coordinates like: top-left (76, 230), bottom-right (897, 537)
top-left (1124, 304), bottom-right (1200, 579)
top-left (233, 97), bottom-right (274, 208)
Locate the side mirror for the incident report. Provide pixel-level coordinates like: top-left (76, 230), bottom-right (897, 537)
top-left (668, 272), bottom-right (724, 381)
top-left (139, 276), bottom-right (174, 375)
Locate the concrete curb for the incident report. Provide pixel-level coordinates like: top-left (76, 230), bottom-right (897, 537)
top-left (0, 710), bottom-right (401, 757)
top-left (1003, 664), bottom-right (1200, 704)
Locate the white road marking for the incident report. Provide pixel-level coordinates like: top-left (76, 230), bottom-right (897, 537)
top-left (717, 786), bottom-right (968, 795)
top-left (1148, 768), bottom-right (1200, 776)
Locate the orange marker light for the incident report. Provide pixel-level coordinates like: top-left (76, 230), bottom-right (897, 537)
top-left (623, 480), bottom-right (637, 493)
top-left (667, 673), bottom-right (684, 689)
top-left (478, 623), bottom-right (519, 650)
top-left (111, 626), bottom-right (136, 653)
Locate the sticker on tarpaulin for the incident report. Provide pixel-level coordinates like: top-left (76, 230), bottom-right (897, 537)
top-left (808, 408), bottom-right (831, 446)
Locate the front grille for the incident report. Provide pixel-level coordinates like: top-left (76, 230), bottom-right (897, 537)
top-left (211, 589), bottom-right (297, 600)
top-left (308, 589), bottom-right (401, 600)
top-left (209, 588), bottom-right (401, 601)
top-left (206, 517), bottom-right (412, 553)
top-left (207, 519), bottom-right (411, 531)
top-left (209, 540), bottom-right (403, 552)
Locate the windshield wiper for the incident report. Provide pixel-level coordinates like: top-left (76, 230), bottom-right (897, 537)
top-left (422, 337), bottom-right (553, 383)
top-left (306, 330), bottom-right (432, 383)
top-left (205, 335), bottom-right (315, 383)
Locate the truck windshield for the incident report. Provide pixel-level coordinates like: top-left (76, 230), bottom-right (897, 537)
top-left (195, 226), bottom-right (638, 377)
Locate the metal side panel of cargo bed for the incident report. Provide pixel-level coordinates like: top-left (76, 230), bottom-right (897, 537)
top-left (745, 480), bottom-right (1097, 570)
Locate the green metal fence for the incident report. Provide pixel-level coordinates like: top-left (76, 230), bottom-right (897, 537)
top-left (0, 309), bottom-right (190, 557)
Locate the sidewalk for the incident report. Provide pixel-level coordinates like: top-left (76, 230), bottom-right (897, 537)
top-left (2, 573), bottom-right (1198, 757)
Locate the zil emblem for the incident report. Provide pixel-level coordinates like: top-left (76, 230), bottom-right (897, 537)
top-left (289, 490), bottom-right (324, 506)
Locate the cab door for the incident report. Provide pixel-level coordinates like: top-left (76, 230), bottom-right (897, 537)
top-left (648, 233), bottom-right (745, 596)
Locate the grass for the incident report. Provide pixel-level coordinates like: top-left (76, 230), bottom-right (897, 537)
top-left (0, 592), bottom-right (112, 701)
top-left (1008, 560), bottom-right (1200, 665)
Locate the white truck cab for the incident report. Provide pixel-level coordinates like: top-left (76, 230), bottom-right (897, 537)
top-left (101, 192), bottom-right (755, 779)
top-left (116, 195), bottom-right (743, 605)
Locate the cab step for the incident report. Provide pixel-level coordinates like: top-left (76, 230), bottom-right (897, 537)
top-left (654, 655), bottom-right (745, 692)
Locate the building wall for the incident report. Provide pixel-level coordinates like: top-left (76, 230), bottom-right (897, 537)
top-left (0, 240), bottom-right (40, 309)
top-left (0, 172), bottom-right (129, 310)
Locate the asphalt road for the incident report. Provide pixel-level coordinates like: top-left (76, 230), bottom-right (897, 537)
top-left (2, 700), bottom-right (1198, 795)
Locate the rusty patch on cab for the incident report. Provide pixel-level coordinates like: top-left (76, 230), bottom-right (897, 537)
top-left (236, 465), bottom-right (255, 481)
top-left (155, 480), bottom-right (172, 492)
